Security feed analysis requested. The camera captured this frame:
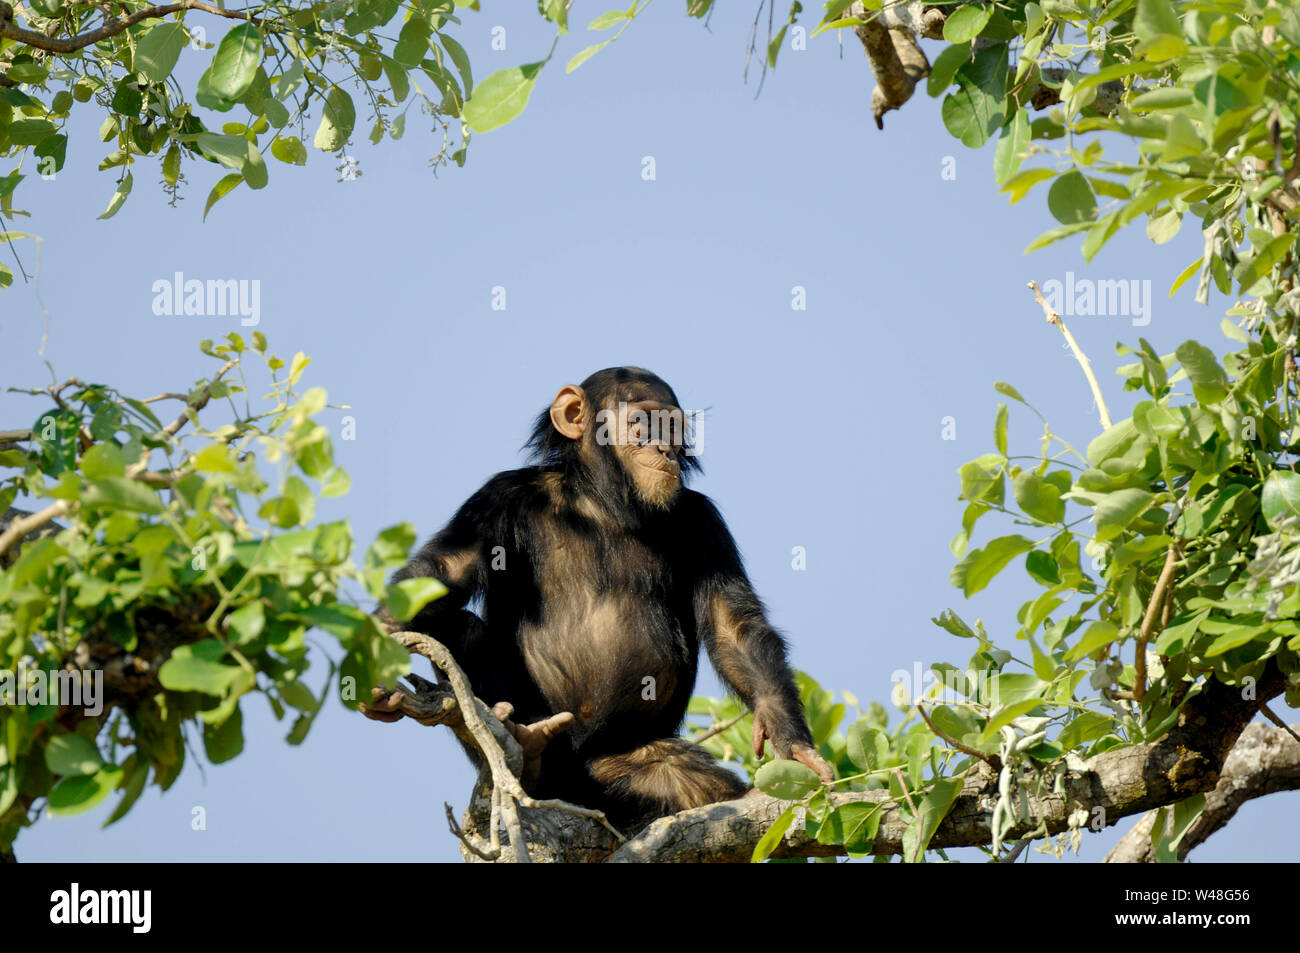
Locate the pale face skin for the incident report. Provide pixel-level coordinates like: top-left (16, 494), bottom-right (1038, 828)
top-left (614, 399), bottom-right (684, 508)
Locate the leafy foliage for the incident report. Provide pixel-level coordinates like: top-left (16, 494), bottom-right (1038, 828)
top-left (0, 335), bottom-right (441, 850)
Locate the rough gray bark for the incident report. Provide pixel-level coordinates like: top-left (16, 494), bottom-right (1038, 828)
top-left (1104, 721), bottom-right (1300, 862)
top-left (447, 664), bottom-right (1298, 862)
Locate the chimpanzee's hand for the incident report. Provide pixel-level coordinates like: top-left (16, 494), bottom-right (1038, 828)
top-left (752, 710), bottom-right (834, 784)
top-left (359, 686), bottom-right (408, 722)
top-left (491, 703), bottom-right (575, 789)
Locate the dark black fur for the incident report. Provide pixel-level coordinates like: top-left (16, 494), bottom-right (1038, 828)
top-left (390, 368), bottom-right (814, 826)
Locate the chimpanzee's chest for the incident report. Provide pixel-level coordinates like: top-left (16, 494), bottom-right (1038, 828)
top-left (507, 518), bottom-right (698, 734)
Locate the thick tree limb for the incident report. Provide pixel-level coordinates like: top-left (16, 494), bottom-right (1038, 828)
top-left (366, 639), bottom-right (1289, 862)
top-left (1105, 721), bottom-right (1300, 862)
top-left (606, 671), bottom-right (1284, 862)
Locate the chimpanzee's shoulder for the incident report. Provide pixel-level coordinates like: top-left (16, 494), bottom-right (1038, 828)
top-left (466, 467), bottom-right (557, 512)
top-left (673, 488), bottom-right (729, 527)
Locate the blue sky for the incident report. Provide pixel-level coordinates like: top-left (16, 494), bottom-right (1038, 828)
top-left (2, 3), bottom-right (1295, 862)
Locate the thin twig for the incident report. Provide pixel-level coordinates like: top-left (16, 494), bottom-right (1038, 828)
top-left (445, 803), bottom-right (498, 861)
top-left (1028, 280), bottom-right (1113, 430)
top-left (996, 836), bottom-right (1031, 863)
top-left (916, 702), bottom-right (1001, 770)
top-left (690, 711), bottom-right (746, 746)
top-left (126, 359), bottom-right (237, 479)
top-left (1134, 544), bottom-right (1183, 702)
top-left (1259, 702), bottom-right (1300, 746)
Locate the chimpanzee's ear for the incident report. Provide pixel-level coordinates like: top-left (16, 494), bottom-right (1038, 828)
top-left (549, 385), bottom-right (587, 440)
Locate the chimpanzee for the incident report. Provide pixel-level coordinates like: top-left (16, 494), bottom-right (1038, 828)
top-left (365, 367), bottom-right (831, 827)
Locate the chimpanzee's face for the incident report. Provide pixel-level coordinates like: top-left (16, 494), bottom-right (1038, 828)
top-left (607, 398), bottom-right (685, 509)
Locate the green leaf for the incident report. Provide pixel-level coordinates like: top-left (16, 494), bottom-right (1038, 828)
top-left (1064, 621), bottom-right (1120, 660)
top-left (271, 135), bottom-right (308, 165)
top-left (9, 119), bottom-right (57, 146)
top-left (366, 522), bottom-right (416, 568)
top-left (950, 535), bottom-right (1035, 597)
top-left (993, 109), bottom-right (1029, 186)
top-left (1025, 221), bottom-right (1092, 252)
top-left (80, 442), bottom-right (125, 479)
top-left (1206, 623), bottom-right (1271, 656)
top-left (1058, 711), bottom-right (1114, 751)
top-left (987, 673), bottom-right (1047, 709)
top-left (1155, 608), bottom-right (1208, 655)
top-left (48, 766), bottom-right (123, 817)
top-left (942, 45), bottom-right (1007, 148)
top-left (1161, 114), bottom-right (1203, 162)
top-left (1092, 488), bottom-right (1155, 541)
top-left (904, 777), bottom-right (963, 861)
top-left (44, 734), bottom-right (104, 776)
top-left (943, 4), bottom-right (992, 42)
top-left (588, 9), bottom-right (629, 30)
top-left (1013, 471), bottom-right (1064, 524)
top-left (751, 804), bottom-right (796, 863)
top-left (958, 453), bottom-right (1005, 505)
top-left (313, 86), bottom-right (356, 151)
top-left (394, 16), bottom-right (433, 68)
top-left (995, 381), bottom-right (1026, 403)
top-left (103, 755), bottom-right (148, 827)
top-left (754, 759), bottom-right (821, 799)
top-left (993, 403), bottom-right (1008, 456)
top-left (81, 475), bottom-right (161, 513)
top-left (196, 65), bottom-right (237, 112)
top-left (817, 802), bottom-right (882, 851)
top-left (195, 131), bottom-right (249, 172)
top-left (136, 21), bottom-right (189, 84)
top-left (193, 443), bottom-right (235, 473)
top-left (1262, 471), bottom-right (1300, 530)
top-left (34, 133), bottom-right (68, 173)
top-left (242, 142), bottom-right (268, 190)
top-left (97, 173), bottom-right (133, 220)
top-left (1174, 340), bottom-right (1228, 405)
top-left (226, 601), bottom-right (265, 645)
top-left (464, 63), bottom-right (543, 133)
top-left (1134, 0), bottom-right (1188, 61)
top-left (846, 723), bottom-right (889, 771)
top-left (440, 34), bottom-right (473, 92)
top-left (203, 173), bottom-right (243, 220)
top-left (1047, 170), bottom-right (1097, 225)
top-left (158, 640), bottom-right (242, 697)
top-left (209, 24), bottom-right (263, 100)
top-left (1002, 167), bottom-right (1055, 204)
top-left (203, 703), bottom-right (244, 763)
top-left (385, 577), bottom-right (448, 621)
top-left (927, 43), bottom-right (969, 97)
top-left (567, 40), bottom-right (611, 73)
top-left (931, 609), bottom-right (976, 639)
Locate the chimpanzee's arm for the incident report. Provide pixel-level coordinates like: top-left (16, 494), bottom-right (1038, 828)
top-left (379, 474), bottom-right (514, 661)
top-left (686, 493), bottom-right (832, 781)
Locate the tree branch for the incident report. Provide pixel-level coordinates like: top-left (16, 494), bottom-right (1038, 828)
top-left (1028, 280), bottom-right (1113, 430)
top-left (1105, 721), bottom-right (1300, 862)
top-left (0, 1), bottom-right (259, 55)
top-left (1134, 543), bottom-right (1183, 702)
